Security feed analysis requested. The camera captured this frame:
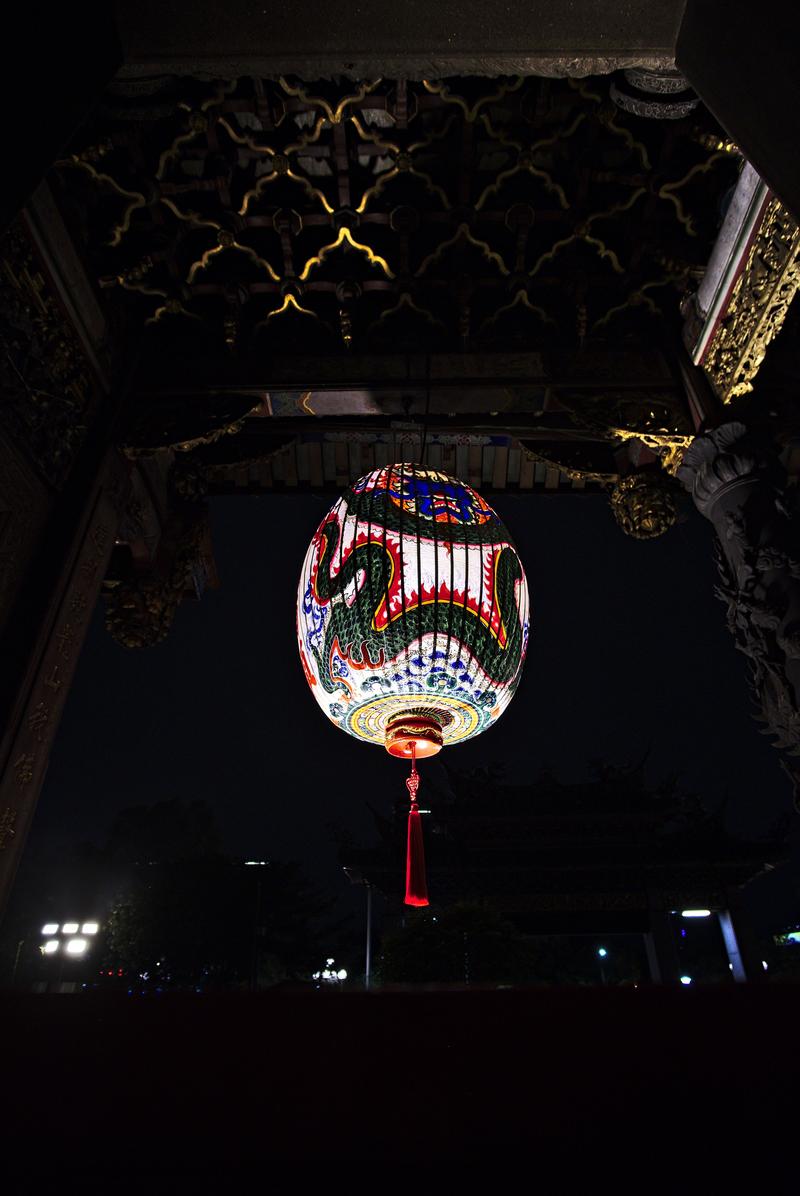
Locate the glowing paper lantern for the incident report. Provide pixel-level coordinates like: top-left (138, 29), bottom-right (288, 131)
top-left (297, 464), bottom-right (530, 905)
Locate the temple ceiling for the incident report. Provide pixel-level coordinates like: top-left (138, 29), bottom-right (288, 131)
top-left (55, 73), bottom-right (738, 368)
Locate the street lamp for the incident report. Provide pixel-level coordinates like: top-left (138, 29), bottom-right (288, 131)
top-left (312, 958), bottom-right (348, 986)
top-left (344, 867), bottom-right (374, 990)
top-left (37, 918), bottom-right (100, 990)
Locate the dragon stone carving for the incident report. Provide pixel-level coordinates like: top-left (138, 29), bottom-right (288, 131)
top-left (678, 422), bottom-right (800, 762)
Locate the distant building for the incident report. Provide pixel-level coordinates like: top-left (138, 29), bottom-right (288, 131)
top-left (343, 759), bottom-right (786, 983)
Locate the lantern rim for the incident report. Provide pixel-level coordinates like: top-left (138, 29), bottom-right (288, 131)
top-left (385, 713), bottom-right (444, 759)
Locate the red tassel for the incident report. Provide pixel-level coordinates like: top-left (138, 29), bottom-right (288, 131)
top-left (404, 744), bottom-right (429, 907)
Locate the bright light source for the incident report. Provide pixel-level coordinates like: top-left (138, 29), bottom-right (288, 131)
top-left (65, 938), bottom-right (88, 955)
top-left (337, 969), bottom-right (347, 980)
top-left (326, 958), bottom-right (334, 966)
top-left (244, 860), bottom-right (268, 866)
top-left (680, 975), bottom-right (692, 985)
top-left (681, 909), bottom-right (711, 918)
top-left (62, 922), bottom-right (79, 935)
top-left (597, 947), bottom-right (608, 958)
top-left (42, 940), bottom-right (59, 955)
top-left (81, 922), bottom-right (99, 935)
top-left (41, 923), bottom-right (59, 936)
top-left (762, 960), bottom-right (769, 971)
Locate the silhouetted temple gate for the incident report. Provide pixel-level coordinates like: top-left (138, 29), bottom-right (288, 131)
top-left (342, 760), bottom-right (781, 983)
top-left (1, 2), bottom-right (799, 922)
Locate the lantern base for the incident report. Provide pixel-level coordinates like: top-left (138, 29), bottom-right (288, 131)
top-left (385, 713), bottom-right (444, 759)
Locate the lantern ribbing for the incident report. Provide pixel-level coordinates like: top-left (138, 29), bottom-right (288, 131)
top-left (296, 464), bottom-right (530, 903)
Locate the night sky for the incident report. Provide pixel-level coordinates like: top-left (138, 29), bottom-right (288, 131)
top-left (17, 489), bottom-right (800, 928)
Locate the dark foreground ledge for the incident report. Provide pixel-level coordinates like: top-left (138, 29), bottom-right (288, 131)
top-left (3, 985), bottom-right (797, 1182)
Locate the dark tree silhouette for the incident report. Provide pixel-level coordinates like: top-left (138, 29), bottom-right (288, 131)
top-left (105, 856), bottom-right (333, 989)
top-left (378, 903), bottom-right (544, 986)
top-left (74, 800), bottom-right (336, 988)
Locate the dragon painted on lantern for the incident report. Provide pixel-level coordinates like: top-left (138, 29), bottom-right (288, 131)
top-left (297, 465), bottom-right (530, 750)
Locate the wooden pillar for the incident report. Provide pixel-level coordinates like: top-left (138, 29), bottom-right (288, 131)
top-left (0, 188), bottom-right (129, 918)
top-left (0, 449), bottom-right (129, 913)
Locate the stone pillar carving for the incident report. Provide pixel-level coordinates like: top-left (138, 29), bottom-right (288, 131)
top-left (678, 421), bottom-right (800, 761)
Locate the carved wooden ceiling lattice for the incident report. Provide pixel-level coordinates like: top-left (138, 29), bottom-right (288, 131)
top-left (56, 74), bottom-right (739, 364)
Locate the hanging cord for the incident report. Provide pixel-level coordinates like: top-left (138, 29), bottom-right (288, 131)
top-left (419, 355), bottom-right (432, 467)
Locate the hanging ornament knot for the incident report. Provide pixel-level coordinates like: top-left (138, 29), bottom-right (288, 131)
top-left (406, 769), bottom-right (420, 802)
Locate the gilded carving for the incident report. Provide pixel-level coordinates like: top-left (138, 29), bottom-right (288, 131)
top-left (104, 515), bottom-right (210, 649)
top-left (12, 753), bottom-right (35, 786)
top-left (702, 197), bottom-right (800, 401)
top-left (0, 220), bottom-right (99, 487)
top-left (54, 622), bottom-right (76, 660)
top-left (0, 431), bottom-right (49, 627)
top-left (43, 665), bottom-right (63, 692)
top-left (555, 388), bottom-right (693, 477)
top-left (26, 701), bottom-right (50, 742)
top-left (0, 807), bottom-right (16, 850)
top-left (521, 447), bottom-right (616, 487)
top-left (69, 590), bottom-right (88, 616)
top-left (609, 471), bottom-right (679, 539)
top-left (606, 428), bottom-right (692, 476)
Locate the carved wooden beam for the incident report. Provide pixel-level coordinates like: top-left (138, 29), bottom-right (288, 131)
top-left (683, 165), bottom-right (800, 403)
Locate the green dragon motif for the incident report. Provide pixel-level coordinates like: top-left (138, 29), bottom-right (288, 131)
top-left (310, 517), bottom-right (525, 702)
